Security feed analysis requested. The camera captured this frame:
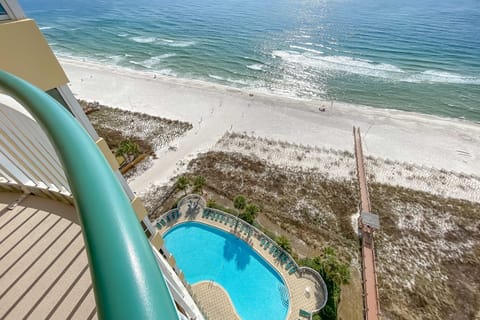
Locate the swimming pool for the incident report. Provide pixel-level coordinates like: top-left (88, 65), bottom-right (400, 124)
top-left (164, 222), bottom-right (289, 320)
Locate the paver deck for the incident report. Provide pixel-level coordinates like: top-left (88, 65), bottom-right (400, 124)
top-left (192, 282), bottom-right (241, 320)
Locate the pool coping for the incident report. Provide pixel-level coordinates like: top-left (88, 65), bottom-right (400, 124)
top-left (155, 195), bottom-right (328, 320)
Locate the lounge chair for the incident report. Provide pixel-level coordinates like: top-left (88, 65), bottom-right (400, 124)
top-left (288, 266), bottom-right (298, 275)
top-left (269, 245), bottom-right (276, 254)
top-left (260, 237), bottom-right (266, 246)
top-left (285, 261), bottom-right (293, 270)
top-left (272, 248), bottom-right (280, 258)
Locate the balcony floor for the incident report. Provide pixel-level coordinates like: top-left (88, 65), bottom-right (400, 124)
top-left (0, 192), bottom-right (97, 320)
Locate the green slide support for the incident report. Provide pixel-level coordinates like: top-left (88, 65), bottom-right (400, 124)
top-left (0, 71), bottom-right (179, 320)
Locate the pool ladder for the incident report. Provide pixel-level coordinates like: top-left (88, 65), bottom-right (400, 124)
top-left (278, 284), bottom-right (289, 308)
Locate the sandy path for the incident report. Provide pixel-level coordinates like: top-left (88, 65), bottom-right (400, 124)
top-left (60, 59), bottom-right (480, 192)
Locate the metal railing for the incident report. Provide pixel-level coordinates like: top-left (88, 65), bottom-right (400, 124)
top-left (0, 70), bottom-right (179, 319)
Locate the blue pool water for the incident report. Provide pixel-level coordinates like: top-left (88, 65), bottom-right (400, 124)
top-left (164, 222), bottom-right (289, 320)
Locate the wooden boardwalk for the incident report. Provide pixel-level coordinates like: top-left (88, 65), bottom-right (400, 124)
top-left (353, 127), bottom-right (381, 320)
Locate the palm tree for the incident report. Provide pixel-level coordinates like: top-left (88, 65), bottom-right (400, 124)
top-left (116, 139), bottom-right (140, 163)
top-left (176, 176), bottom-right (189, 195)
top-left (277, 235), bottom-right (292, 253)
top-left (193, 175), bottom-right (206, 193)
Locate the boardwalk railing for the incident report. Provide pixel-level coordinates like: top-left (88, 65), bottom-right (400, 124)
top-left (353, 127), bottom-right (381, 320)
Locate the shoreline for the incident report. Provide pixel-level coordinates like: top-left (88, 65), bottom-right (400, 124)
top-left (60, 58), bottom-right (480, 191)
top-left (59, 57), bottom-right (479, 126)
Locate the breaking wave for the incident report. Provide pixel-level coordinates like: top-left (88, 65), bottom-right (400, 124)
top-left (272, 50), bottom-right (480, 84)
top-left (404, 70), bottom-right (480, 85)
top-left (247, 64), bottom-right (263, 71)
top-left (128, 53), bottom-right (176, 69)
top-left (130, 36), bottom-right (156, 43)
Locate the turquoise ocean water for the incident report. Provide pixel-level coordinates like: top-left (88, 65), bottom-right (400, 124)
top-left (20, 0), bottom-right (480, 121)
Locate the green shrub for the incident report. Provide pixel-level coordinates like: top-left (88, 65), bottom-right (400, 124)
top-left (233, 195), bottom-right (247, 210)
top-left (193, 175), bottom-right (206, 193)
top-left (300, 247), bottom-right (351, 320)
top-left (239, 203), bottom-right (260, 224)
top-left (206, 198), bottom-right (217, 208)
top-left (176, 176), bottom-right (189, 195)
top-left (276, 235), bottom-right (292, 254)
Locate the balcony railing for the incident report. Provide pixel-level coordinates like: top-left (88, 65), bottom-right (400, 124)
top-left (0, 70), bottom-right (179, 319)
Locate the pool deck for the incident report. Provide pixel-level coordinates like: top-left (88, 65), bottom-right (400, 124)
top-left (156, 195), bottom-right (326, 320)
top-left (191, 281), bottom-right (241, 320)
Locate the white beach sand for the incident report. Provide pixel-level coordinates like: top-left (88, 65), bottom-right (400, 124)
top-left (60, 58), bottom-right (480, 194)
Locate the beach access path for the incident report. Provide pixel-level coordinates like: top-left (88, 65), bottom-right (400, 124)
top-left (61, 59), bottom-right (480, 193)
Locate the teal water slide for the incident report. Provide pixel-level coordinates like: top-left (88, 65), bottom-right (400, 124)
top-left (0, 70), bottom-right (179, 320)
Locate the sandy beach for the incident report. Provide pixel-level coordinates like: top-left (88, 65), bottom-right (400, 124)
top-left (60, 58), bottom-right (480, 193)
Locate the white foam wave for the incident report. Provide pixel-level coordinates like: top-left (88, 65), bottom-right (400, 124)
top-left (272, 50), bottom-right (404, 78)
top-left (129, 54), bottom-right (176, 69)
top-left (225, 78), bottom-right (250, 86)
top-left (247, 64), bottom-right (263, 71)
top-left (289, 45), bottom-right (323, 55)
top-left (208, 74), bottom-right (250, 86)
top-left (128, 60), bottom-right (143, 67)
top-left (39, 26), bottom-right (54, 30)
top-left (117, 33), bottom-right (129, 37)
top-left (404, 70), bottom-right (480, 85)
top-left (130, 36), bottom-right (195, 47)
top-left (107, 55), bottom-right (124, 65)
top-left (131, 36), bottom-right (156, 43)
top-left (208, 74), bottom-right (224, 81)
top-left (158, 39), bottom-right (196, 47)
top-left (158, 69), bottom-right (177, 76)
top-left (273, 50), bottom-right (480, 84)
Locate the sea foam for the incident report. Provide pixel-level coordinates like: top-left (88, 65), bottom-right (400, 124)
top-left (405, 70), bottom-right (480, 85)
top-left (129, 54), bottom-right (176, 69)
top-left (208, 74), bottom-right (224, 81)
top-left (247, 64), bottom-right (264, 71)
top-left (130, 36), bottom-right (156, 43)
top-left (271, 50), bottom-right (480, 84)
top-left (272, 50), bottom-right (404, 79)
top-left (158, 39), bottom-right (196, 47)
top-left (289, 45), bottom-right (323, 55)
